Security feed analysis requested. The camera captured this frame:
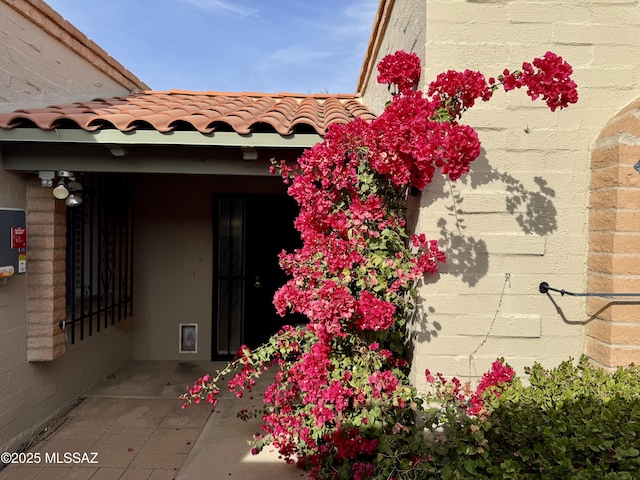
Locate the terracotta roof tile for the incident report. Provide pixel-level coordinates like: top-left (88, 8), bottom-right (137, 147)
top-left (0, 91), bottom-right (376, 137)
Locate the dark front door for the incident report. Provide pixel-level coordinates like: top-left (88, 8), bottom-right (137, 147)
top-left (212, 194), bottom-right (301, 359)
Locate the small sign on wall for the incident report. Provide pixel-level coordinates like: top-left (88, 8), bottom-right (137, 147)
top-left (11, 227), bottom-right (26, 249)
top-left (13, 227), bottom-right (27, 274)
top-left (179, 323), bottom-right (198, 353)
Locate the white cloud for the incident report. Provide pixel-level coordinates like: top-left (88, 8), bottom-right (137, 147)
top-left (180, 0), bottom-right (259, 17)
top-left (266, 46), bottom-right (336, 66)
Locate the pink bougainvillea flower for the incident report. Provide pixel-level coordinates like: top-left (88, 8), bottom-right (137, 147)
top-left (468, 359), bottom-right (515, 416)
top-left (377, 50), bottom-right (422, 92)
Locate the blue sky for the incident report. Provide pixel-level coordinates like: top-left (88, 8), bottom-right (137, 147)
top-left (44, 0), bottom-right (379, 94)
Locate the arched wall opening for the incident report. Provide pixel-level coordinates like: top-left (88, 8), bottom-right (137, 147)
top-left (586, 98), bottom-right (640, 369)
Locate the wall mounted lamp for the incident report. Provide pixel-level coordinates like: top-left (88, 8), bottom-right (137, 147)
top-left (53, 180), bottom-right (69, 199)
top-left (38, 171), bottom-right (83, 207)
top-left (38, 170), bottom-right (54, 187)
top-left (64, 193), bottom-right (83, 207)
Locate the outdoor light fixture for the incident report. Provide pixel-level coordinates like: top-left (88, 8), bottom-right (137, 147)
top-left (38, 171), bottom-right (54, 187)
top-left (64, 193), bottom-right (83, 207)
top-left (38, 170), bottom-right (83, 207)
top-left (52, 180), bottom-right (69, 199)
top-left (634, 160), bottom-right (640, 174)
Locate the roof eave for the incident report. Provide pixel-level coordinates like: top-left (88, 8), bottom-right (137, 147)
top-left (356, 0), bottom-right (395, 97)
top-left (0, 128), bottom-right (324, 149)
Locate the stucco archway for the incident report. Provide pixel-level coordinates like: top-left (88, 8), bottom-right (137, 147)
top-left (585, 98), bottom-right (640, 369)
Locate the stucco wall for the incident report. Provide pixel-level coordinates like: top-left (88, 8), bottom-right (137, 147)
top-left (362, 0), bottom-right (640, 388)
top-left (132, 174), bottom-right (289, 361)
top-left (0, 1), bottom-right (134, 112)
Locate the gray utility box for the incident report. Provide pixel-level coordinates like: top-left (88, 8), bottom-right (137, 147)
top-left (0, 208), bottom-right (26, 278)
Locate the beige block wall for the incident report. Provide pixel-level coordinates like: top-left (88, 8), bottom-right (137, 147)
top-left (362, 0), bottom-right (640, 389)
top-left (132, 174), bottom-right (289, 361)
top-left (0, 1), bottom-right (134, 112)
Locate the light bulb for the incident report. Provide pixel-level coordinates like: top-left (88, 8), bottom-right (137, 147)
top-left (65, 193), bottom-right (83, 207)
top-left (53, 184), bottom-right (69, 199)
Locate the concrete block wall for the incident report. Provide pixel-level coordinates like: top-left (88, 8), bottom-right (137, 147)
top-left (25, 179), bottom-right (66, 361)
top-left (361, 0), bottom-right (640, 389)
top-left (0, 0), bottom-right (144, 112)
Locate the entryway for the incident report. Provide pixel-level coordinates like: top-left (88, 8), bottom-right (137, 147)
top-left (212, 194), bottom-right (302, 359)
top-left (0, 361), bottom-right (303, 480)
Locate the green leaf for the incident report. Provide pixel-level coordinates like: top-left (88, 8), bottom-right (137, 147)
top-left (441, 465), bottom-right (453, 480)
top-left (626, 447), bottom-right (639, 457)
top-left (464, 459), bottom-right (476, 474)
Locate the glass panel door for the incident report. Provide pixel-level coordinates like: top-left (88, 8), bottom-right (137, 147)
top-left (215, 198), bottom-right (245, 357)
top-left (212, 193), bottom-right (302, 359)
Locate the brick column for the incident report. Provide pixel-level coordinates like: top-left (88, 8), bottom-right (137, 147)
top-left (26, 179), bottom-right (67, 361)
top-left (585, 99), bottom-right (640, 368)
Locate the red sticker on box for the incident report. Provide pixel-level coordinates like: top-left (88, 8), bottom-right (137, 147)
top-left (11, 227), bottom-right (26, 249)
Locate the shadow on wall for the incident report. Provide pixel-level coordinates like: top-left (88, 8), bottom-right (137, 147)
top-left (409, 149), bottom-right (559, 344)
top-left (407, 297), bottom-right (442, 346)
top-left (544, 291), bottom-right (640, 326)
top-left (421, 150), bottom-right (558, 288)
top-left (465, 154), bottom-right (558, 236)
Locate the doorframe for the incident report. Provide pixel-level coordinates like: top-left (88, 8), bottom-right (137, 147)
top-left (211, 194), bottom-right (247, 360)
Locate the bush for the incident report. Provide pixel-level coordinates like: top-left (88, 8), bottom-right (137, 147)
top-left (420, 357), bottom-right (640, 479)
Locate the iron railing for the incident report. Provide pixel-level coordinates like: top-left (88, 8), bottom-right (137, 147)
top-left (539, 282), bottom-right (640, 299)
top-left (62, 173), bottom-right (134, 343)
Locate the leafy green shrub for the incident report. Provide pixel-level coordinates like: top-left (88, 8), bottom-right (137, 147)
top-left (420, 357), bottom-right (640, 479)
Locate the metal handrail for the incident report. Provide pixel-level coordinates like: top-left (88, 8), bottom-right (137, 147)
top-left (539, 282), bottom-right (640, 299)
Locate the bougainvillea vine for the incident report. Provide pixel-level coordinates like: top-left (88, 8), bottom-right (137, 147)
top-left (181, 50), bottom-right (577, 479)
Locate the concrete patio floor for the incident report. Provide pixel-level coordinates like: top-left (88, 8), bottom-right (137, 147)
top-left (0, 361), bottom-right (304, 480)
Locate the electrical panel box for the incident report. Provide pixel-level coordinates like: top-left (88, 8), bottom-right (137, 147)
top-left (0, 208), bottom-right (26, 278)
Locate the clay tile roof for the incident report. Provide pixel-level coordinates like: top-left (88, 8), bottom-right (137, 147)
top-left (0, 91), bottom-right (377, 137)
